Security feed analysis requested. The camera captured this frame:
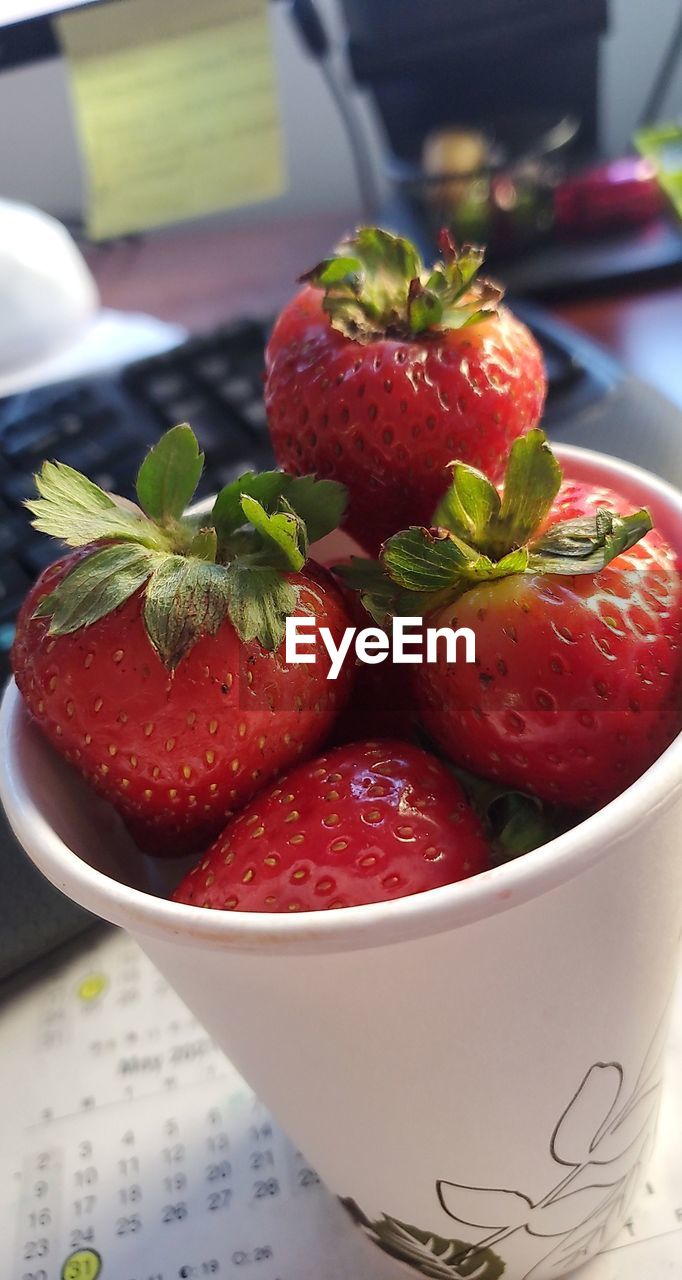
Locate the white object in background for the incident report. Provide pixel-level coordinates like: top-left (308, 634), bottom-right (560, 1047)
top-left (0, 308), bottom-right (186, 399)
top-left (0, 199), bottom-right (98, 372)
top-left (0, 199), bottom-right (185, 398)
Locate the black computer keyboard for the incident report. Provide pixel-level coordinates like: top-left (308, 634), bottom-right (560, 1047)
top-left (0, 306), bottom-right (644, 685)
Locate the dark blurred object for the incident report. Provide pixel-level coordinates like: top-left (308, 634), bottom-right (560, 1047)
top-left (339, 0), bottom-right (608, 160)
top-left (0, 804), bottom-right (96, 983)
top-left (284, 0), bottom-right (378, 213)
top-left (554, 157), bottom-right (665, 238)
top-left (334, 0), bottom-right (682, 297)
top-left (389, 115), bottom-right (577, 255)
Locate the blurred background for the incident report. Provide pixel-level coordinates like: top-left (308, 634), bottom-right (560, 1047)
top-left (1, 0), bottom-right (682, 233)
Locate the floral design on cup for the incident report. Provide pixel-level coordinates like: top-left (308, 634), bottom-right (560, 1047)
top-left (344, 996), bottom-right (671, 1279)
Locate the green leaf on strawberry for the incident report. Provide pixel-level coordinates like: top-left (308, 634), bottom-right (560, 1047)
top-left (527, 508), bottom-right (651, 574)
top-left (26, 425), bottom-right (347, 666)
top-left (211, 470), bottom-right (345, 544)
top-left (136, 423), bottom-right (204, 524)
top-left (447, 764), bottom-right (574, 864)
top-left (301, 225), bottom-right (503, 342)
top-left (142, 556), bottom-right (232, 670)
top-left (33, 543), bottom-right (157, 633)
top-left (225, 564), bottom-right (298, 651)
top-left (239, 494), bottom-right (308, 572)
top-left (25, 460), bottom-right (167, 550)
top-left (338, 430), bottom-right (653, 617)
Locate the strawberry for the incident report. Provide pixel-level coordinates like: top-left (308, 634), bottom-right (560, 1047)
top-left (343, 430), bottom-right (682, 810)
top-left (265, 227), bottom-right (546, 552)
top-left (11, 426), bottom-right (354, 857)
top-left (172, 740), bottom-right (490, 912)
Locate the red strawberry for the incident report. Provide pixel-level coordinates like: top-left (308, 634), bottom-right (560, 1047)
top-left (11, 427), bottom-right (354, 857)
top-left (265, 227), bottom-right (546, 552)
top-left (172, 740), bottom-right (490, 912)
top-left (343, 430), bottom-right (682, 810)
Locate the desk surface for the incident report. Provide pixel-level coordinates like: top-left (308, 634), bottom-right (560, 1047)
top-left (85, 215), bottom-right (682, 410)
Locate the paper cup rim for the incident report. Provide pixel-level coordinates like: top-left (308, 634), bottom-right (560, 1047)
top-left (1, 443), bottom-right (681, 955)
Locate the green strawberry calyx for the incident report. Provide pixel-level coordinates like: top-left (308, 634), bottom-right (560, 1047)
top-left (301, 226), bottom-right (503, 343)
top-left (26, 423), bottom-right (347, 669)
top-left (338, 429), bottom-right (653, 622)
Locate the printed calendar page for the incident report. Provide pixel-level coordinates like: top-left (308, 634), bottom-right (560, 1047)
top-left (1, 930), bottom-right (681, 1280)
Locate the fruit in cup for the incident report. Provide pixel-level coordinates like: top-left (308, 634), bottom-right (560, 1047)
top-left (343, 430), bottom-right (682, 809)
top-left (10, 417), bottom-right (680, 911)
top-left (172, 740), bottom-right (490, 912)
top-left (11, 427), bottom-right (354, 857)
top-left (265, 226), bottom-right (546, 551)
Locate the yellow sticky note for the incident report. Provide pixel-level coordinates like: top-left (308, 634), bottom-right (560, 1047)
top-left (57, 0), bottom-right (285, 240)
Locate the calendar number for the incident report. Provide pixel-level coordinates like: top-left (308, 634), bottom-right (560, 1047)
top-left (61, 1251), bottom-right (102, 1280)
top-left (23, 1240), bottom-right (49, 1260)
top-left (162, 1203), bottom-right (188, 1223)
top-left (207, 1189), bottom-right (232, 1211)
top-left (116, 1215), bottom-right (142, 1235)
top-left (253, 1179), bottom-right (280, 1199)
top-left (70, 1229), bottom-right (95, 1250)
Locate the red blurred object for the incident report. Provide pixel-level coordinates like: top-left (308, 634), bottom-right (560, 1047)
top-left (554, 157), bottom-right (665, 236)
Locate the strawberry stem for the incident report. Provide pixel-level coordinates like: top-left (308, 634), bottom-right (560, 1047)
top-left (26, 425), bottom-right (348, 665)
top-left (301, 226), bottom-right (503, 344)
top-left (337, 430), bottom-right (653, 621)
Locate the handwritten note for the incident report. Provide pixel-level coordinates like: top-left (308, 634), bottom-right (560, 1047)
top-left (57, 0), bottom-right (285, 240)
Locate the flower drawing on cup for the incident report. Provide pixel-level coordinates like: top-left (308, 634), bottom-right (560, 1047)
top-left (344, 996), bottom-right (671, 1279)
top-left (436, 1000), bottom-right (671, 1279)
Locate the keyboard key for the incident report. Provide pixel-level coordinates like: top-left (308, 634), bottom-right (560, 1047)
top-left (0, 559), bottom-right (31, 609)
top-left (2, 416), bottom-right (62, 459)
top-left (55, 436), bottom-right (111, 472)
top-left (210, 455), bottom-right (273, 489)
top-left (143, 371), bottom-right (191, 402)
top-left (21, 538), bottom-right (61, 576)
top-left (56, 425), bottom-right (137, 474)
top-left (195, 354), bottom-right (233, 381)
top-left (239, 400), bottom-right (269, 434)
top-left (56, 410), bottom-right (86, 438)
top-left (161, 396), bottom-right (215, 426)
top-left (186, 408), bottom-right (253, 456)
top-left (0, 518), bottom-right (20, 556)
top-left (219, 375), bottom-right (256, 403)
top-left (3, 469), bottom-right (38, 506)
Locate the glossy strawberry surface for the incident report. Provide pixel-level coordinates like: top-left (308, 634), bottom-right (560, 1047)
top-left (414, 480), bottom-right (682, 809)
top-left (172, 740), bottom-right (490, 912)
top-left (12, 556), bottom-right (354, 857)
top-left (265, 285), bottom-right (546, 551)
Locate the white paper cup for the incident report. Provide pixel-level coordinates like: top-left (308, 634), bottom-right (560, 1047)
top-left (2, 446), bottom-right (681, 1280)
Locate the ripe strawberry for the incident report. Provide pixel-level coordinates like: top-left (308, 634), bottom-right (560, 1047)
top-left (265, 227), bottom-right (546, 552)
top-left (172, 740), bottom-right (490, 912)
top-left (11, 426), bottom-right (354, 857)
top-left (343, 430), bottom-right (682, 810)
